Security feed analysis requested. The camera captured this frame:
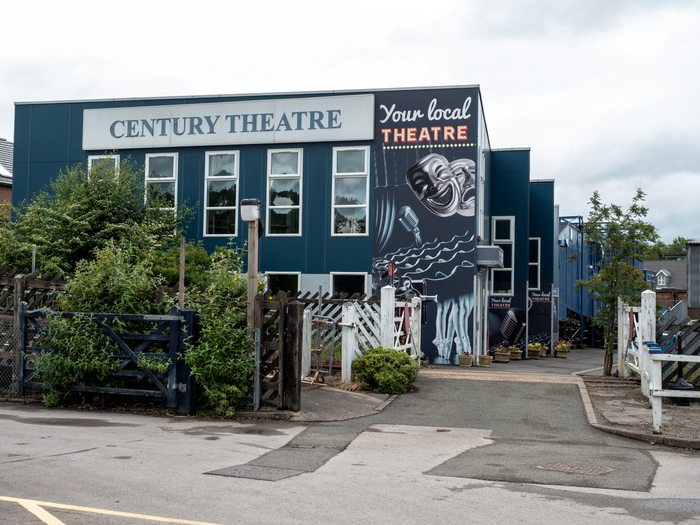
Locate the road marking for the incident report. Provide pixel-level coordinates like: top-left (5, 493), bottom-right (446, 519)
top-left (16, 499), bottom-right (66, 525)
top-left (0, 496), bottom-right (223, 525)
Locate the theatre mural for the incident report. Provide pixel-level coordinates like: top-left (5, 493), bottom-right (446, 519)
top-left (372, 88), bottom-right (478, 364)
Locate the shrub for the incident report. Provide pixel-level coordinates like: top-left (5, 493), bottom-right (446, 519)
top-left (0, 157), bottom-right (192, 273)
top-left (35, 242), bottom-right (174, 406)
top-left (352, 347), bottom-right (419, 395)
top-left (183, 243), bottom-right (254, 417)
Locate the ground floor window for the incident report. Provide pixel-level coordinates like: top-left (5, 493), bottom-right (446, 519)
top-left (266, 272), bottom-right (300, 296)
top-left (331, 272), bottom-right (367, 297)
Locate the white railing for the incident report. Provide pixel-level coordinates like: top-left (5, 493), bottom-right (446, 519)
top-left (618, 291), bottom-right (655, 397)
top-left (621, 289), bottom-right (700, 434)
top-left (340, 285), bottom-right (421, 381)
top-left (647, 345), bottom-right (700, 434)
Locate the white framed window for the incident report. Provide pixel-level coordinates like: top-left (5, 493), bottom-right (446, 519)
top-left (331, 272), bottom-right (368, 297)
top-left (204, 151), bottom-right (239, 237)
top-left (145, 153), bottom-right (177, 211)
top-left (332, 146), bottom-right (370, 236)
top-left (267, 149), bottom-right (302, 236)
top-left (266, 272), bottom-right (301, 296)
top-left (88, 154), bottom-right (119, 176)
top-left (491, 216), bottom-right (515, 295)
top-left (528, 237), bottom-right (540, 290)
top-left (657, 272), bottom-right (668, 287)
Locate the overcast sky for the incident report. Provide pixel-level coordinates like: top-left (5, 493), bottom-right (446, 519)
top-left (2, 0), bottom-right (698, 243)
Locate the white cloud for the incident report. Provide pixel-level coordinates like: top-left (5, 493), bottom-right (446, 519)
top-left (1, 0), bottom-right (698, 242)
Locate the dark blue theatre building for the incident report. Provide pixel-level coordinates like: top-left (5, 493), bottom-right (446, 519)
top-left (13, 86), bottom-right (558, 363)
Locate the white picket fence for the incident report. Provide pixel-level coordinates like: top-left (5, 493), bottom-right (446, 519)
top-left (619, 290), bottom-right (700, 433)
top-left (300, 285), bottom-right (421, 382)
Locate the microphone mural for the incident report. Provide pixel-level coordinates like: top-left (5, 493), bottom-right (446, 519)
top-left (372, 88), bottom-right (479, 364)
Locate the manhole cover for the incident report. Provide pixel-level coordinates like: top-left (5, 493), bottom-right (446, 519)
top-left (536, 462), bottom-right (618, 476)
top-left (205, 465), bottom-right (305, 481)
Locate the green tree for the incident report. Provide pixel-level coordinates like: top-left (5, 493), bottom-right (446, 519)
top-left (642, 236), bottom-right (691, 260)
top-left (0, 158), bottom-right (192, 273)
top-left (575, 189), bottom-right (658, 376)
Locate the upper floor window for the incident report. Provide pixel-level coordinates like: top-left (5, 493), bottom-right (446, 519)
top-left (145, 153), bottom-right (177, 211)
top-left (528, 237), bottom-right (540, 290)
top-left (267, 149), bottom-right (302, 236)
top-left (491, 216), bottom-right (515, 295)
top-left (88, 154), bottom-right (119, 177)
top-left (657, 273), bottom-right (668, 287)
top-left (204, 151), bottom-right (238, 237)
top-left (332, 146), bottom-right (369, 236)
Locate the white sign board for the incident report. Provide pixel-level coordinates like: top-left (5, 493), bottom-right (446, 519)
top-left (83, 95), bottom-right (374, 150)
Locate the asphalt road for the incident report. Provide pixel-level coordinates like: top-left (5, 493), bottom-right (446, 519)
top-left (2, 371), bottom-right (700, 524)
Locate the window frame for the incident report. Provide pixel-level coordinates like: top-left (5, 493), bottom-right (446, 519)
top-left (528, 237), bottom-right (541, 291)
top-left (491, 216), bottom-right (515, 296)
top-left (203, 150), bottom-right (239, 238)
top-left (266, 148), bottom-right (303, 237)
top-left (657, 271), bottom-right (668, 287)
top-left (88, 154), bottom-right (120, 176)
top-left (145, 152), bottom-right (178, 212)
top-left (331, 146), bottom-right (370, 237)
top-left (330, 272), bottom-right (368, 297)
top-left (265, 272), bottom-right (301, 296)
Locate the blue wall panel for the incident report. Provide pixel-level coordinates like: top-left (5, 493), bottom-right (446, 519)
top-left (490, 149), bottom-right (530, 281)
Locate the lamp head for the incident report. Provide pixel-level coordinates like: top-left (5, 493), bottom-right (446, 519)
top-left (240, 198), bottom-right (261, 222)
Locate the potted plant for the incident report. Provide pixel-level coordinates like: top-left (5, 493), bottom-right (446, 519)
top-left (553, 340), bottom-right (571, 358)
top-left (528, 342), bottom-right (544, 359)
top-left (458, 352), bottom-right (472, 367)
top-left (508, 344), bottom-right (523, 360)
top-left (494, 346), bottom-right (510, 363)
top-left (478, 353), bottom-right (493, 367)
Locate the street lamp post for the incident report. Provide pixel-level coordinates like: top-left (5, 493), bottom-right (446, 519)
top-left (241, 198), bottom-right (261, 329)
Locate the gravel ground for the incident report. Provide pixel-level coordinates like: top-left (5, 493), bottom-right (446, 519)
top-left (584, 376), bottom-right (700, 442)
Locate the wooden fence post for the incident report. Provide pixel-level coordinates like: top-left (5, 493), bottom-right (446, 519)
top-left (12, 274), bottom-right (25, 395)
top-left (301, 308), bottom-right (312, 379)
top-left (177, 309), bottom-right (199, 416)
top-left (282, 301), bottom-right (303, 412)
top-left (380, 285), bottom-right (395, 349)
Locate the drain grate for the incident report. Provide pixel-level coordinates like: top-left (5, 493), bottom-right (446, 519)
top-left (536, 462), bottom-right (618, 476)
top-left (205, 465), bottom-right (305, 481)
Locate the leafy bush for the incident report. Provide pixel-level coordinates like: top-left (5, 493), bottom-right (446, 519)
top-left (352, 347), bottom-right (419, 395)
top-left (0, 157), bottom-right (192, 273)
top-left (35, 243), bottom-right (175, 406)
top-left (151, 237), bottom-right (212, 287)
top-left (184, 244), bottom-right (253, 417)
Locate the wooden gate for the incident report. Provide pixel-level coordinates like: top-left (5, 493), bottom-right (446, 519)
top-left (19, 304), bottom-right (198, 415)
top-left (252, 293), bottom-right (302, 411)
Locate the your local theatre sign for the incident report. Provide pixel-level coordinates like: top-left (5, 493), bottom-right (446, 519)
top-left (82, 94), bottom-right (374, 150)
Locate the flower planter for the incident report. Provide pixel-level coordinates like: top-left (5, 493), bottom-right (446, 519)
top-left (528, 347), bottom-right (541, 359)
top-left (555, 349), bottom-right (569, 359)
top-left (509, 349), bottom-right (523, 360)
top-left (494, 352), bottom-right (510, 363)
top-left (478, 355), bottom-right (493, 367)
top-left (458, 353), bottom-right (472, 367)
